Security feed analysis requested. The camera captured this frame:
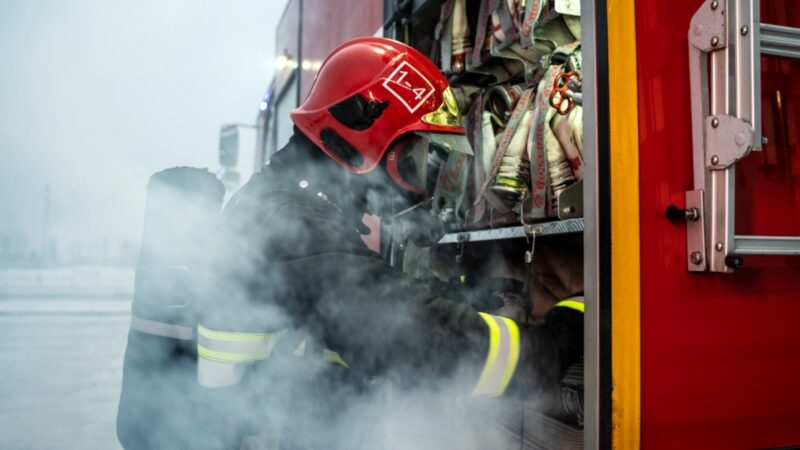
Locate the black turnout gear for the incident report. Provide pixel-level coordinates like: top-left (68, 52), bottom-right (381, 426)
top-left (193, 131), bottom-right (583, 449)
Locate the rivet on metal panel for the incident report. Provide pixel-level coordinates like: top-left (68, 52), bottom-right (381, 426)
top-left (711, 155), bottom-right (719, 165)
top-left (690, 251), bottom-right (704, 265)
top-left (740, 25), bottom-right (749, 36)
top-left (715, 242), bottom-right (724, 252)
top-left (711, 117), bottom-right (719, 128)
top-left (762, 136), bottom-right (769, 145)
top-left (711, 36), bottom-right (719, 47)
top-left (710, 0), bottom-right (718, 10)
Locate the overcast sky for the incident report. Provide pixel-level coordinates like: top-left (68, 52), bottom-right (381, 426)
top-left (0, 0), bottom-right (286, 247)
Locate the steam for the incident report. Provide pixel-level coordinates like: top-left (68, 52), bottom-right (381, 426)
top-left (118, 142), bottom-right (582, 449)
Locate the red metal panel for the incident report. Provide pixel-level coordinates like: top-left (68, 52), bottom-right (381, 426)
top-left (635, 0), bottom-right (800, 448)
top-left (298, 0), bottom-right (383, 101)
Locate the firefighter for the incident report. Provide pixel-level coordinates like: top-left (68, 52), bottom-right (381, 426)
top-left (196, 37), bottom-right (583, 449)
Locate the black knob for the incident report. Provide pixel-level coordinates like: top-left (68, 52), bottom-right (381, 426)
top-left (725, 254), bottom-right (744, 269)
top-left (666, 205), bottom-right (700, 222)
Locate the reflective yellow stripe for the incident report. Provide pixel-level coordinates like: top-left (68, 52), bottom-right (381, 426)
top-left (323, 349), bottom-right (350, 368)
top-left (608, 0), bottom-right (642, 446)
top-left (555, 299), bottom-right (585, 313)
top-left (197, 324), bottom-right (274, 342)
top-left (497, 316), bottom-right (520, 392)
top-left (197, 344), bottom-right (268, 363)
top-left (472, 312), bottom-right (520, 396)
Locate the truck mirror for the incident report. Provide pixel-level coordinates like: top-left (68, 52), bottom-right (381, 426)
top-left (219, 125), bottom-right (240, 167)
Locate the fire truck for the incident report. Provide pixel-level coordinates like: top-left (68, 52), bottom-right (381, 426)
top-left (242, 0), bottom-right (800, 448)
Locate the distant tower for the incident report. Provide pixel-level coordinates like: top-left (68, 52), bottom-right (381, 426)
top-left (41, 184), bottom-right (51, 264)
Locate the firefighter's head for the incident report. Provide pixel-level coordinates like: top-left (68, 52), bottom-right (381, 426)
top-left (290, 37), bottom-right (471, 209)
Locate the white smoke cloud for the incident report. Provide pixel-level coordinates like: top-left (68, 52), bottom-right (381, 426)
top-left (0, 0), bottom-right (285, 247)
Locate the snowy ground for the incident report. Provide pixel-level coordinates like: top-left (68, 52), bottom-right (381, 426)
top-left (0, 297), bottom-right (131, 450)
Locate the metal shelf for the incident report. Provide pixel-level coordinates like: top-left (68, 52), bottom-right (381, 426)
top-left (437, 218), bottom-right (584, 244)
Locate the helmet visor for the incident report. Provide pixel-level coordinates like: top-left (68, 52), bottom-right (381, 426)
top-left (421, 87), bottom-right (463, 128)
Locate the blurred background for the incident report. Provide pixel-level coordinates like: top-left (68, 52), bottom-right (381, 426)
top-left (0, 1), bottom-right (285, 447)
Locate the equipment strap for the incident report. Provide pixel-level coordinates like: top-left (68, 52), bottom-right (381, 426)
top-left (528, 65), bottom-right (563, 216)
top-left (520, 0), bottom-right (544, 46)
top-left (433, 144), bottom-right (471, 222)
top-left (433, 0), bottom-right (455, 70)
top-left (491, 0), bottom-right (518, 51)
top-left (478, 87), bottom-right (536, 213)
top-left (130, 315), bottom-right (193, 341)
top-left (470, 0), bottom-right (497, 69)
top-left (466, 93), bottom-right (489, 225)
top-left (520, 0), bottom-right (560, 47)
top-left (472, 312), bottom-right (521, 396)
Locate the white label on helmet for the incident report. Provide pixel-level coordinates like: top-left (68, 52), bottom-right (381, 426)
top-left (382, 61), bottom-right (436, 113)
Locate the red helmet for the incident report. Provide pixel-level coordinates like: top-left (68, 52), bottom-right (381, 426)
top-left (291, 37), bottom-right (467, 185)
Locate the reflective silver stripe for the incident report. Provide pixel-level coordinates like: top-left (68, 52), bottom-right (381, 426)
top-left (472, 312), bottom-right (521, 396)
top-left (130, 315), bottom-right (193, 340)
top-left (197, 357), bottom-right (246, 388)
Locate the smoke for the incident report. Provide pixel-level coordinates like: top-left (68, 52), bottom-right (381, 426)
top-left (0, 0), bottom-right (283, 251)
top-left (117, 140), bottom-right (583, 450)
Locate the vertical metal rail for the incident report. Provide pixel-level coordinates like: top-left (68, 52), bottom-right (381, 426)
top-left (582, 0), bottom-right (611, 447)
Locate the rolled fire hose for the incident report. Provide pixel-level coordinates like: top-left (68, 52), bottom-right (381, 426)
top-left (553, 114), bottom-right (584, 181)
top-left (493, 108), bottom-right (534, 201)
top-left (481, 111), bottom-right (499, 179)
top-left (451, 0), bottom-right (472, 73)
top-left (568, 106), bottom-right (583, 155)
top-left (544, 106), bottom-right (576, 199)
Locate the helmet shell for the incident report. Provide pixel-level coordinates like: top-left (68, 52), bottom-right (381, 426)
top-left (291, 37), bottom-right (465, 174)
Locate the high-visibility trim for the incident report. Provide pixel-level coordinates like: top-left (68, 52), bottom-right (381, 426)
top-left (197, 324), bottom-right (275, 342)
top-left (471, 312), bottom-right (521, 396)
top-left (555, 298), bottom-right (585, 313)
top-left (198, 334), bottom-right (278, 354)
top-left (196, 325), bottom-right (285, 364)
top-left (197, 344), bottom-right (268, 363)
top-left (323, 349), bottom-right (350, 368)
top-left (130, 315), bottom-right (193, 340)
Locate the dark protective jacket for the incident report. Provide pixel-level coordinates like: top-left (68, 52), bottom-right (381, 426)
top-left (195, 132), bottom-right (584, 449)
